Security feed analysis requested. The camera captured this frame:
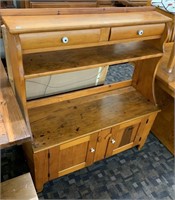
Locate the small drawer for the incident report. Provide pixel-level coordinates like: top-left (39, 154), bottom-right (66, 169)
top-left (110, 24), bottom-right (165, 41)
top-left (20, 29), bottom-right (101, 51)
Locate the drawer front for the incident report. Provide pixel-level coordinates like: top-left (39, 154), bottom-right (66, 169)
top-left (110, 24), bottom-right (165, 41)
top-left (20, 29), bottom-right (101, 51)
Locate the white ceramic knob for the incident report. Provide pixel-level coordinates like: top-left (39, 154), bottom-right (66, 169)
top-left (111, 139), bottom-right (116, 144)
top-left (90, 148), bottom-right (95, 153)
top-left (137, 30), bottom-right (144, 36)
top-left (61, 37), bottom-right (69, 44)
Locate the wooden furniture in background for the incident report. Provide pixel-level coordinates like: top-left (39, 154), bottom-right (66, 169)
top-left (115, 0), bottom-right (147, 6)
top-left (0, 0), bottom-right (15, 9)
top-left (0, 60), bottom-right (31, 149)
top-left (151, 8), bottom-right (174, 155)
top-left (0, 173), bottom-right (38, 199)
top-left (0, 0), bottom-right (15, 57)
top-left (21, 0), bottom-right (114, 8)
top-left (156, 42), bottom-right (174, 97)
top-left (2, 8), bottom-right (171, 191)
top-left (154, 8), bottom-right (174, 44)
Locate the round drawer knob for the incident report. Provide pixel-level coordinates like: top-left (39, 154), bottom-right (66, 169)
top-left (61, 36), bottom-right (69, 44)
top-left (137, 30), bottom-right (144, 36)
top-left (111, 139), bottom-right (116, 144)
top-left (90, 148), bottom-right (95, 153)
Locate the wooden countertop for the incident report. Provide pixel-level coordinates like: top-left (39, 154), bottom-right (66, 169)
top-left (29, 85), bottom-right (159, 152)
top-left (2, 11), bottom-right (171, 34)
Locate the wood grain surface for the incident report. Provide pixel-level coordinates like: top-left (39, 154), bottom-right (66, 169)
top-left (156, 42), bottom-right (175, 98)
top-left (2, 11), bottom-right (171, 34)
top-left (23, 41), bottom-right (163, 79)
top-left (152, 84), bottom-right (174, 154)
top-left (28, 86), bottom-right (159, 152)
top-left (0, 60), bottom-right (31, 148)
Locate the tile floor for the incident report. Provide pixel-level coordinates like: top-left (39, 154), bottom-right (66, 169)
top-left (1, 134), bottom-right (174, 199)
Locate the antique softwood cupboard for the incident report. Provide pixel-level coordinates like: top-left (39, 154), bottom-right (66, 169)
top-left (2, 8), bottom-right (171, 191)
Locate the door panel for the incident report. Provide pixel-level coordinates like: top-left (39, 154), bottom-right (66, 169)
top-left (117, 124), bottom-right (139, 148)
top-left (106, 118), bottom-right (142, 157)
top-left (59, 142), bottom-right (88, 171)
top-left (94, 128), bottom-right (111, 162)
top-left (49, 132), bottom-right (98, 180)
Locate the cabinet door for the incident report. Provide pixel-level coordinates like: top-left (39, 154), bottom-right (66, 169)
top-left (49, 133), bottom-right (98, 180)
top-left (94, 129), bottom-right (111, 162)
top-left (106, 118), bottom-right (143, 157)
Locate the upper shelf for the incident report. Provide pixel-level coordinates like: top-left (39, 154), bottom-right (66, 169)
top-left (2, 11), bottom-right (171, 34)
top-left (23, 41), bottom-right (163, 79)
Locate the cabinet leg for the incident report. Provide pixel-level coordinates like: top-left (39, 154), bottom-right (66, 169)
top-left (138, 113), bottom-right (158, 150)
top-left (35, 185), bottom-right (44, 193)
top-left (33, 150), bottom-right (49, 192)
top-left (23, 143), bottom-right (49, 192)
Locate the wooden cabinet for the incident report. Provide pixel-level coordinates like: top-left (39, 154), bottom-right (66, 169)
top-left (151, 42), bottom-right (174, 155)
top-left (151, 9), bottom-right (175, 155)
top-left (46, 113), bottom-right (157, 184)
top-left (49, 133), bottom-right (98, 180)
top-left (2, 8), bottom-right (171, 192)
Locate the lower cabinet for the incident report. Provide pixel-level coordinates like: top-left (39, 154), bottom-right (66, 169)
top-left (24, 112), bottom-right (157, 192)
top-left (47, 113), bottom-right (157, 183)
